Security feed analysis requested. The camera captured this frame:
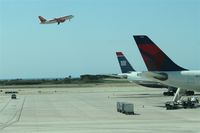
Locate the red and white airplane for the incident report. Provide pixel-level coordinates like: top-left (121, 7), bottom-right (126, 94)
top-left (38, 15), bottom-right (74, 25)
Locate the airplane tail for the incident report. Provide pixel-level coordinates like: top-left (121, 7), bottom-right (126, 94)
top-left (116, 52), bottom-right (135, 73)
top-left (133, 35), bottom-right (187, 71)
top-left (38, 16), bottom-right (47, 23)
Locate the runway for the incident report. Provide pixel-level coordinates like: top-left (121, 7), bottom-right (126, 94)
top-left (0, 84), bottom-right (200, 133)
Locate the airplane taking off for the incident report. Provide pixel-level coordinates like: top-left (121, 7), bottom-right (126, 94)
top-left (38, 15), bottom-right (74, 25)
top-left (133, 35), bottom-right (200, 102)
top-left (116, 52), bottom-right (176, 95)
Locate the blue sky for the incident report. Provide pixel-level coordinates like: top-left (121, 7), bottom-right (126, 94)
top-left (0, 0), bottom-right (200, 79)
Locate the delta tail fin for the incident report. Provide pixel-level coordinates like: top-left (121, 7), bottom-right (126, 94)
top-left (38, 16), bottom-right (47, 23)
top-left (116, 52), bottom-right (135, 73)
top-left (133, 35), bottom-right (187, 71)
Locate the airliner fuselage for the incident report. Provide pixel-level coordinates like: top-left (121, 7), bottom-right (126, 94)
top-left (141, 70), bottom-right (200, 92)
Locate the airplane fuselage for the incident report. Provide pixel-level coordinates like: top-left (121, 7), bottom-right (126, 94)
top-left (121, 72), bottom-right (171, 88)
top-left (39, 15), bottom-right (74, 24)
top-left (143, 70), bottom-right (200, 92)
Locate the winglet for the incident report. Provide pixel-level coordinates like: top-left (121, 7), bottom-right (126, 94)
top-left (133, 35), bottom-right (187, 71)
top-left (116, 52), bottom-right (135, 73)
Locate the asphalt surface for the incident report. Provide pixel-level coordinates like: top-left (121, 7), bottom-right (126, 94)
top-left (0, 84), bottom-right (200, 133)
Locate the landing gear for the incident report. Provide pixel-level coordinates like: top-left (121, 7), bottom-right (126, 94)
top-left (163, 91), bottom-right (174, 96)
top-left (185, 91), bottom-right (194, 96)
top-left (163, 87), bottom-right (177, 96)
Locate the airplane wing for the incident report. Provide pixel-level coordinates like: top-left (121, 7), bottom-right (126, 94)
top-left (46, 19), bottom-right (58, 24)
top-left (59, 16), bottom-right (68, 19)
top-left (139, 71), bottom-right (168, 81)
top-left (61, 15), bottom-right (74, 20)
top-left (101, 74), bottom-right (127, 79)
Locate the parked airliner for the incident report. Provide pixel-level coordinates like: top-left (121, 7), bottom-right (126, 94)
top-left (133, 35), bottom-right (200, 102)
top-left (116, 52), bottom-right (176, 95)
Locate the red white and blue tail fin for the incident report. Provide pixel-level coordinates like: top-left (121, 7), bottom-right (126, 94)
top-left (116, 52), bottom-right (135, 73)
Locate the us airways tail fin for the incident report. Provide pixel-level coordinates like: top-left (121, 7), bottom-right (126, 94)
top-left (38, 16), bottom-right (47, 23)
top-left (116, 52), bottom-right (135, 73)
top-left (133, 35), bottom-right (187, 71)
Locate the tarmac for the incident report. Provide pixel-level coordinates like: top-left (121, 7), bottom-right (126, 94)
top-left (0, 83), bottom-right (200, 133)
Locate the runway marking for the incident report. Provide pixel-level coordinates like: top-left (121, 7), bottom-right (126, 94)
top-left (0, 99), bottom-right (11, 113)
top-left (0, 97), bottom-right (26, 130)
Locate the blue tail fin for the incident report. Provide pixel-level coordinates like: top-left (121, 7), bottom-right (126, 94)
top-left (116, 52), bottom-right (135, 73)
top-left (133, 35), bottom-right (187, 71)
